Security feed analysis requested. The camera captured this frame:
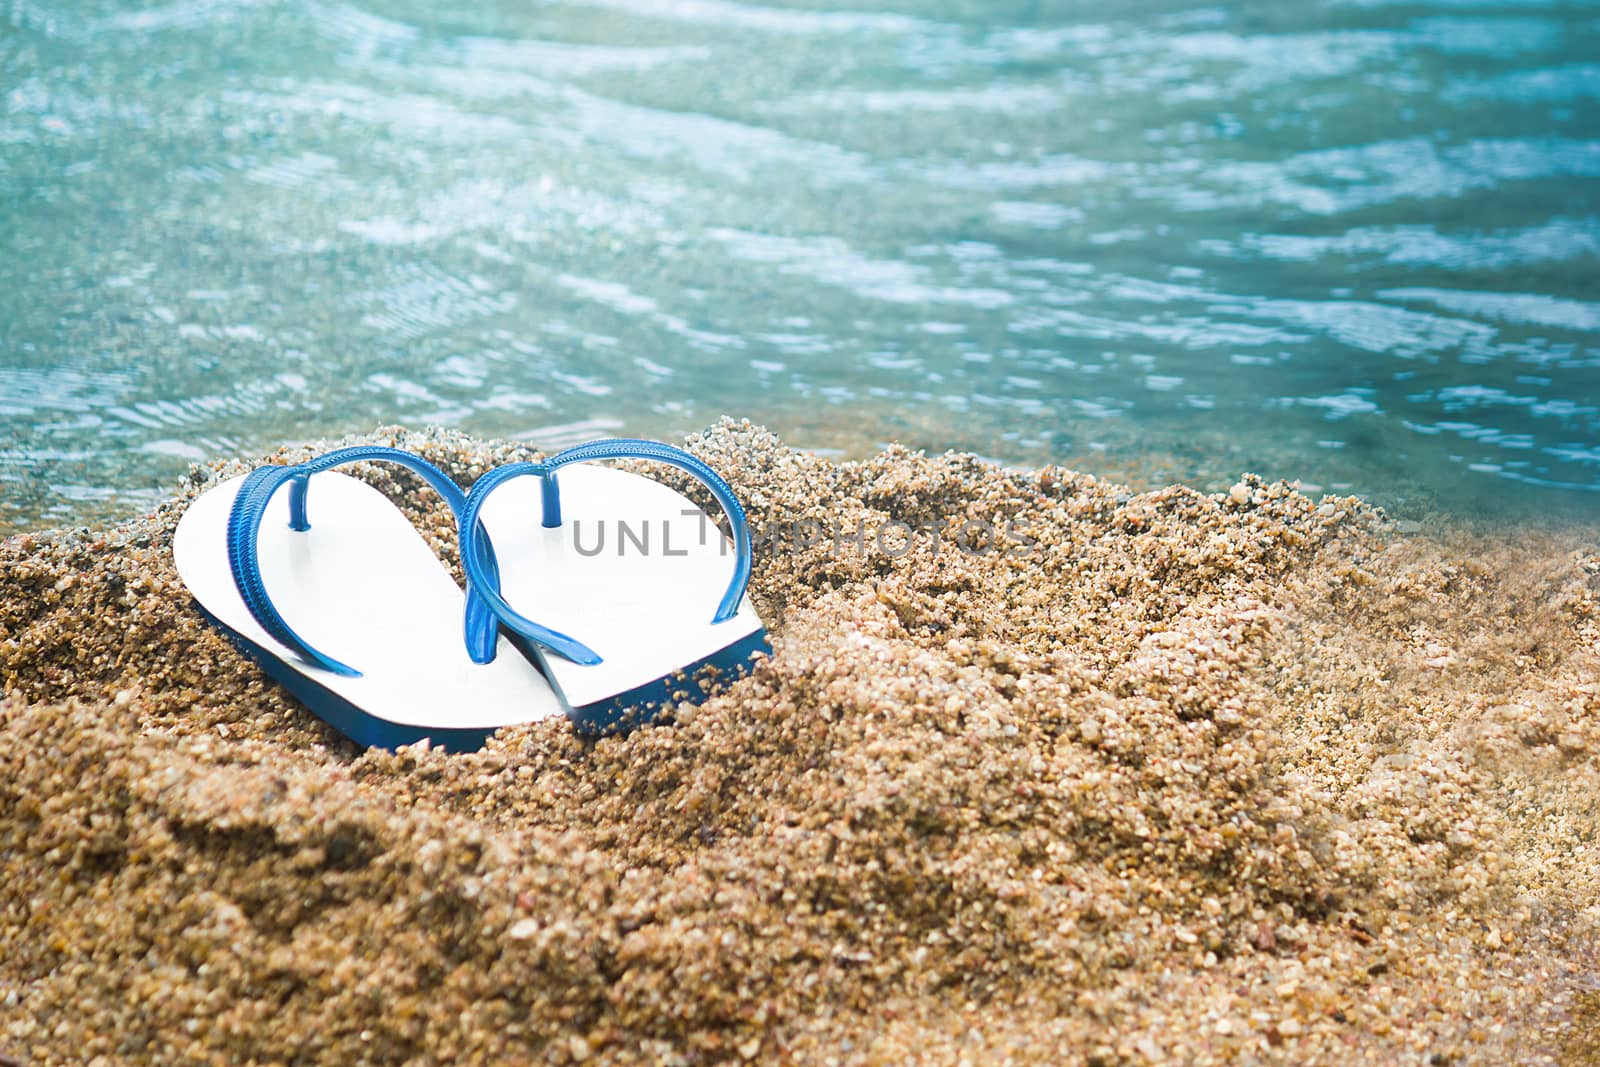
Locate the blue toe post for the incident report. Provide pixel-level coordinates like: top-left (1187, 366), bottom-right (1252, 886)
top-left (539, 467), bottom-right (562, 529)
top-left (457, 441), bottom-right (757, 664)
top-left (226, 445), bottom-right (505, 674)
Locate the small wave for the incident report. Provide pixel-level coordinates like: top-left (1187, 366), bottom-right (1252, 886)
top-left (1381, 289), bottom-right (1600, 332)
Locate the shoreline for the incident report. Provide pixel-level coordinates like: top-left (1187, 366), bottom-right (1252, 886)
top-left (8, 407), bottom-right (1600, 541)
top-left (2, 421), bottom-right (1598, 1065)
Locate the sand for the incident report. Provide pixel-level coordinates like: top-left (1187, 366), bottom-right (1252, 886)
top-left (1, 420), bottom-right (1597, 1066)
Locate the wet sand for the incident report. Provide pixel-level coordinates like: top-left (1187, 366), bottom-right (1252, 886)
top-left (2, 421), bottom-right (1597, 1065)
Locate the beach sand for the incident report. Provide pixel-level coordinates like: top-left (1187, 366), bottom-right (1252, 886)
top-left (2, 421), bottom-right (1597, 1065)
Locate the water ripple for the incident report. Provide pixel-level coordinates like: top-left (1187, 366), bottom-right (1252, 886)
top-left (3, 0), bottom-right (1598, 527)
top-left (1381, 289), bottom-right (1600, 332)
top-left (545, 0), bottom-right (931, 35)
top-left (1202, 217), bottom-right (1600, 269)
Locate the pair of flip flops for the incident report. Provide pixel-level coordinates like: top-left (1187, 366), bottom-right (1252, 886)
top-left (172, 439), bottom-right (768, 751)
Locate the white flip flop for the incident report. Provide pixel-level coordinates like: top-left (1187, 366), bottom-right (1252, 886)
top-left (172, 446), bottom-right (564, 750)
top-left (458, 439), bottom-right (769, 737)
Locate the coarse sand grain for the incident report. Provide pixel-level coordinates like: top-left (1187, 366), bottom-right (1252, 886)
top-left (1, 421), bottom-right (1597, 1066)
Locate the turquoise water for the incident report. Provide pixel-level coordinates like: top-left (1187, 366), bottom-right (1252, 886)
top-left (3, 0), bottom-right (1598, 531)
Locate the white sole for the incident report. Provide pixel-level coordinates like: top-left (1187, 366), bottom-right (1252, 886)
top-left (173, 471), bottom-right (565, 749)
top-left (477, 463), bottom-right (767, 733)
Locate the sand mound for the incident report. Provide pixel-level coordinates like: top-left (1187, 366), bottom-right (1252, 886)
top-left (2, 422), bottom-right (1597, 1065)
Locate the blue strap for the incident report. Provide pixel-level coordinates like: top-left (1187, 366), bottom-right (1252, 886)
top-left (458, 463), bottom-right (605, 667)
top-left (457, 441), bottom-right (755, 666)
top-left (545, 439), bottom-right (754, 626)
top-left (225, 446), bottom-right (503, 676)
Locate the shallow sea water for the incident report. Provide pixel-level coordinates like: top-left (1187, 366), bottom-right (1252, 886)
top-left (2, 0), bottom-right (1598, 531)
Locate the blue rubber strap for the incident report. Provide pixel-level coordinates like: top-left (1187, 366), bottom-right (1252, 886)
top-left (542, 439), bottom-right (754, 626)
top-left (225, 446), bottom-right (503, 676)
top-left (456, 442), bottom-right (755, 667)
top-left (279, 446), bottom-right (502, 664)
top-left (458, 462), bottom-right (605, 667)
top-left (226, 464), bottom-right (360, 676)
